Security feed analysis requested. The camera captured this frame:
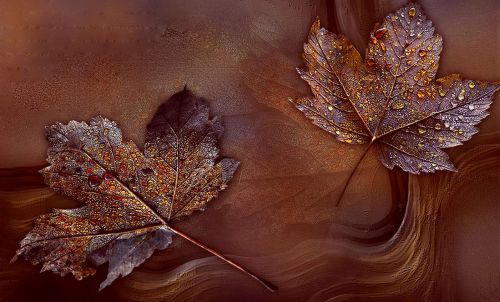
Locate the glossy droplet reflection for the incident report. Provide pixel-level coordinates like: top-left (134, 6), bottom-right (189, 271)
top-left (88, 175), bottom-right (103, 187)
top-left (104, 172), bottom-right (114, 181)
top-left (417, 89), bottom-right (426, 99)
top-left (374, 27), bottom-right (387, 39)
top-left (438, 88), bottom-right (446, 97)
top-left (408, 7), bottom-right (416, 17)
top-left (458, 89), bottom-right (466, 101)
top-left (392, 101), bottom-right (405, 110)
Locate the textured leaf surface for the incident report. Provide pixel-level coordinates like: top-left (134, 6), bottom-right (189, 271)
top-left (292, 3), bottom-right (499, 173)
top-left (12, 89), bottom-right (239, 289)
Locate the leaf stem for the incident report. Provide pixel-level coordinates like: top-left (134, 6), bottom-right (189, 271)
top-left (335, 141), bottom-right (374, 206)
top-left (167, 225), bottom-right (278, 292)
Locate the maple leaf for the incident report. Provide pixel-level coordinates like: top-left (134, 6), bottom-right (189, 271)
top-left (291, 3), bottom-right (499, 204)
top-left (12, 89), bottom-right (276, 292)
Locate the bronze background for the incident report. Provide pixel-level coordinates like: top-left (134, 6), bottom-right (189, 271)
top-left (0, 0), bottom-right (498, 301)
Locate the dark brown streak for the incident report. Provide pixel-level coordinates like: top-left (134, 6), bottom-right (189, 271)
top-left (334, 141), bottom-right (374, 206)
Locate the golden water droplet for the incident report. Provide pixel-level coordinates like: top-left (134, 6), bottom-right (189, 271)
top-left (405, 48), bottom-right (411, 56)
top-left (458, 130), bottom-right (464, 135)
top-left (328, 50), bottom-right (334, 55)
top-left (327, 105), bottom-right (334, 111)
top-left (434, 123), bottom-right (442, 130)
top-left (458, 89), bottom-right (465, 101)
top-left (427, 44), bottom-right (433, 51)
top-left (392, 100), bottom-right (405, 110)
top-left (374, 27), bottom-right (388, 39)
top-left (417, 89), bottom-right (426, 99)
top-left (315, 86), bottom-right (320, 92)
top-left (438, 88), bottom-right (446, 97)
top-left (380, 42), bottom-right (386, 52)
top-left (345, 138), bottom-right (353, 143)
top-left (408, 7), bottom-right (416, 17)
top-left (418, 127), bottom-right (427, 134)
top-left (406, 59), bottom-right (412, 65)
top-left (418, 49), bottom-right (427, 57)
top-left (335, 130), bottom-right (340, 135)
top-left (371, 36), bottom-right (378, 44)
top-left (431, 163), bottom-right (437, 167)
top-left (357, 138), bottom-right (363, 144)
top-left (417, 142), bottom-right (424, 148)
top-left (468, 81), bottom-right (475, 89)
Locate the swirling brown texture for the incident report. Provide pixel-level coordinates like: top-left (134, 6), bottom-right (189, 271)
top-left (0, 0), bottom-right (498, 301)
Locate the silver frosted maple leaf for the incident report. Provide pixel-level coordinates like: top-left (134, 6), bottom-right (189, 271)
top-left (11, 89), bottom-right (241, 290)
top-left (291, 2), bottom-right (499, 174)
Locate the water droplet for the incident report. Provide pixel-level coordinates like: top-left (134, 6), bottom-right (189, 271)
top-left (392, 100), bottom-right (405, 110)
top-left (88, 175), bottom-right (103, 187)
top-left (141, 168), bottom-right (154, 175)
top-left (327, 105), bottom-right (334, 111)
top-left (374, 28), bottom-right (387, 39)
top-left (408, 7), bottom-right (416, 17)
top-left (458, 130), bottom-right (464, 135)
top-left (405, 49), bottom-right (411, 56)
top-left (438, 88), bottom-right (446, 97)
top-left (380, 42), bottom-right (386, 52)
top-left (335, 130), bottom-right (340, 135)
top-left (371, 36), bottom-right (378, 44)
top-left (418, 127), bottom-right (427, 134)
top-left (406, 59), bottom-right (412, 65)
top-left (431, 163), bottom-right (437, 167)
top-left (468, 81), bottom-right (475, 89)
top-left (345, 138), bottom-right (353, 143)
top-left (444, 121), bottom-right (450, 128)
top-left (458, 89), bottom-right (466, 101)
top-left (468, 104), bottom-right (475, 110)
top-left (417, 142), bottom-right (424, 148)
top-left (458, 114), bottom-right (464, 120)
top-left (356, 138), bottom-right (363, 144)
top-left (427, 44), bottom-right (433, 51)
top-left (417, 89), bottom-right (426, 99)
top-left (434, 123), bottom-right (442, 130)
top-left (418, 49), bottom-right (427, 57)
